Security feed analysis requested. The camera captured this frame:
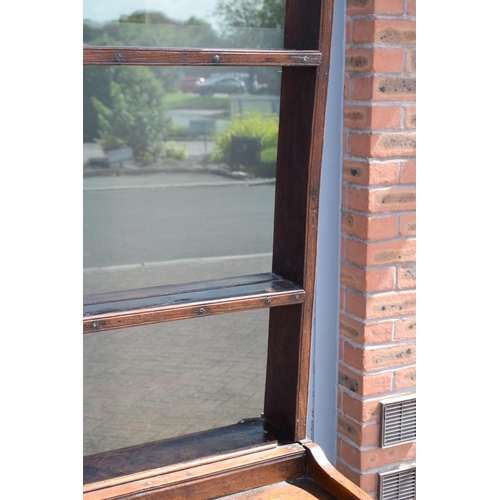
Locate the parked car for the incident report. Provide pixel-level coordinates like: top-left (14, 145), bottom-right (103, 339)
top-left (180, 76), bottom-right (205, 93)
top-left (193, 74), bottom-right (247, 96)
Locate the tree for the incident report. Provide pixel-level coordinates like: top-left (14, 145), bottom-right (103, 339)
top-left (91, 67), bottom-right (171, 165)
top-left (214, 0), bottom-right (285, 46)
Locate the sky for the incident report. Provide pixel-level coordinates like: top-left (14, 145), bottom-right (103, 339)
top-left (83, 0), bottom-right (220, 28)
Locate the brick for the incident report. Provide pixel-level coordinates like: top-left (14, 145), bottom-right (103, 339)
top-left (342, 182), bottom-right (348, 208)
top-left (343, 160), bottom-right (400, 186)
top-left (338, 414), bottom-right (379, 447)
top-left (348, 186), bottom-right (416, 213)
top-left (336, 459), bottom-right (362, 487)
top-left (350, 133), bottom-right (372, 157)
top-left (346, 19), bottom-right (352, 45)
top-left (405, 106), bottom-right (416, 129)
top-left (371, 106), bottom-right (401, 129)
top-left (344, 105), bottom-right (371, 129)
top-left (366, 291), bottom-right (416, 319)
top-left (346, 238), bottom-right (416, 267)
top-left (374, 76), bottom-right (416, 100)
top-left (406, 50), bottom-right (416, 73)
top-left (345, 48), bottom-right (404, 73)
top-left (344, 132), bottom-right (349, 158)
top-left (397, 265), bottom-right (416, 289)
top-left (399, 214), bottom-right (416, 237)
top-left (346, 0), bottom-right (405, 16)
top-left (371, 133), bottom-right (416, 157)
top-left (354, 20), bottom-right (416, 45)
top-left (344, 342), bottom-right (416, 371)
top-left (408, 0), bottom-right (416, 16)
top-left (341, 235), bottom-right (347, 259)
top-left (342, 392), bottom-right (380, 423)
top-left (342, 440), bottom-right (416, 471)
top-left (345, 289), bottom-right (367, 318)
top-left (339, 364), bottom-right (393, 396)
top-left (366, 266), bottom-right (397, 290)
top-left (350, 133), bottom-right (416, 158)
top-left (342, 262), bottom-right (396, 292)
top-left (345, 49), bottom-right (373, 72)
top-left (395, 366), bottom-right (416, 389)
top-left (395, 316), bottom-right (416, 340)
top-left (373, 49), bottom-right (404, 73)
top-left (400, 160), bottom-right (416, 183)
top-left (339, 314), bottom-right (393, 344)
top-left (344, 75), bottom-right (351, 100)
top-left (342, 211), bottom-right (398, 240)
top-left (351, 77), bottom-right (374, 101)
top-left (352, 21), bottom-right (374, 44)
top-left (362, 441), bottom-right (416, 469)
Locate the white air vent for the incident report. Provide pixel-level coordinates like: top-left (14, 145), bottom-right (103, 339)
top-left (379, 465), bottom-right (416, 500)
top-left (380, 395), bottom-right (416, 448)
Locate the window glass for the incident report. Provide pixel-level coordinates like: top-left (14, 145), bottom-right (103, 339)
top-left (83, 0), bottom-right (285, 49)
top-left (84, 65), bottom-right (281, 293)
top-left (84, 309), bottom-right (269, 456)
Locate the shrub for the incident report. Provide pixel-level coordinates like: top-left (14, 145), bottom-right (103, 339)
top-left (211, 112), bottom-right (279, 165)
top-left (164, 141), bottom-right (188, 161)
top-left (260, 146), bottom-right (277, 164)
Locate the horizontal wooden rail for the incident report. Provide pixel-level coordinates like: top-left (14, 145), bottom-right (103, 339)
top-left (83, 47), bottom-right (322, 66)
top-left (84, 273), bottom-right (305, 333)
top-left (84, 418), bottom-right (290, 487)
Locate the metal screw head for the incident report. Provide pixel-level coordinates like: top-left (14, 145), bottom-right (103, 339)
top-left (114, 53), bottom-right (124, 63)
top-left (199, 307), bottom-right (205, 314)
top-left (92, 322), bottom-right (98, 328)
top-left (212, 55), bottom-right (220, 63)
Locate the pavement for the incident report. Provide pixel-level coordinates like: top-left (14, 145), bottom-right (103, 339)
top-left (83, 150), bottom-right (276, 456)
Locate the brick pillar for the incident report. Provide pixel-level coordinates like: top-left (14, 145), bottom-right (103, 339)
top-left (337, 0), bottom-right (416, 496)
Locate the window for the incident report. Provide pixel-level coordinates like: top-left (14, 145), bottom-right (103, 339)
top-left (82, 1), bottom-right (370, 499)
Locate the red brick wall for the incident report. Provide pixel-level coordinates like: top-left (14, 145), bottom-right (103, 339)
top-left (337, 0), bottom-right (416, 496)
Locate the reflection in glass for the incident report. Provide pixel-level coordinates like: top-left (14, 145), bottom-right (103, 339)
top-left (83, 309), bottom-right (269, 456)
top-left (84, 66), bottom-right (281, 294)
top-left (83, 0), bottom-right (285, 49)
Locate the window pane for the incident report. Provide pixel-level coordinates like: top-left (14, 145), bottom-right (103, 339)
top-left (84, 65), bottom-right (281, 294)
top-left (83, 1), bottom-right (285, 49)
top-left (84, 309), bottom-right (269, 456)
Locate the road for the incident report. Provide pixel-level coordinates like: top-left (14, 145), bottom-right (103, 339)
top-left (83, 172), bottom-right (275, 293)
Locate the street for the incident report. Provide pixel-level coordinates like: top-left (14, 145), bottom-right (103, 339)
top-left (84, 173), bottom-right (275, 269)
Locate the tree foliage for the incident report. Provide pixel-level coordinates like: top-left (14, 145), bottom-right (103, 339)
top-left (91, 67), bottom-right (171, 165)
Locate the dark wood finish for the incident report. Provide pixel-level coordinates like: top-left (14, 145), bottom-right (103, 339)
top-left (84, 273), bottom-right (305, 333)
top-left (83, 47), bottom-right (322, 66)
top-left (304, 443), bottom-right (373, 500)
top-left (264, 0), bottom-right (335, 440)
top-left (85, 443), bottom-right (305, 500)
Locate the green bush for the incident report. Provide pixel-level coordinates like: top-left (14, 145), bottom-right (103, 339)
top-left (260, 146), bottom-right (277, 163)
top-left (211, 112), bottom-right (279, 165)
top-left (164, 141), bottom-right (188, 161)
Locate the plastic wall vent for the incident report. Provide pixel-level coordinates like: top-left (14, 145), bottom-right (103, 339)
top-left (380, 396), bottom-right (416, 448)
top-left (379, 465), bottom-right (416, 500)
